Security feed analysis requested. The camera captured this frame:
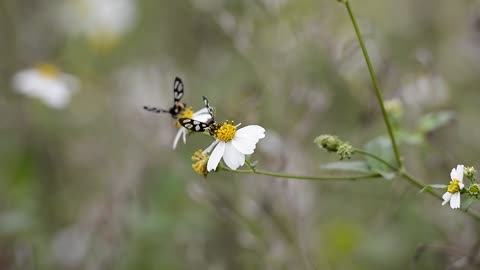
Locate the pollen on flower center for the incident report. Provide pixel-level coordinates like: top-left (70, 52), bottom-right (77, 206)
top-left (35, 63), bottom-right (59, 79)
top-left (215, 122), bottom-right (236, 142)
top-left (176, 107), bottom-right (193, 127)
top-left (447, 179), bottom-right (461, 193)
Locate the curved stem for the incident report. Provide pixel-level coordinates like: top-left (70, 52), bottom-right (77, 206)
top-left (223, 167), bottom-right (381, 181)
top-left (343, 1), bottom-right (403, 169)
top-left (354, 148), bottom-right (398, 171)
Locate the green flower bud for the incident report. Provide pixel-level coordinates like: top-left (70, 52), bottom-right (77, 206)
top-left (337, 143), bottom-right (354, 160)
top-left (468, 183), bottom-right (480, 198)
top-left (384, 99), bottom-right (403, 128)
top-left (464, 166), bottom-right (476, 180)
top-left (314, 135), bottom-right (342, 153)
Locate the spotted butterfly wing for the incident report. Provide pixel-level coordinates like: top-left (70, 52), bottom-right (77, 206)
top-left (143, 77), bottom-right (186, 117)
top-left (179, 118), bottom-right (209, 132)
top-left (202, 96), bottom-right (215, 121)
top-left (173, 77), bottom-right (184, 105)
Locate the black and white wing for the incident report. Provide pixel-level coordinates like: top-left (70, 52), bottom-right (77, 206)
top-left (178, 118), bottom-right (209, 132)
top-left (173, 77), bottom-right (184, 105)
top-left (143, 106), bottom-right (169, 113)
top-left (202, 96), bottom-right (215, 120)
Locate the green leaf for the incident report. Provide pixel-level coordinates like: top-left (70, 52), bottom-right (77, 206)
top-left (461, 197), bottom-right (476, 211)
top-left (395, 130), bottom-right (424, 145)
top-left (364, 136), bottom-right (396, 180)
top-left (321, 161), bottom-right (371, 173)
top-left (419, 184), bottom-right (447, 193)
top-left (418, 111), bottom-right (454, 133)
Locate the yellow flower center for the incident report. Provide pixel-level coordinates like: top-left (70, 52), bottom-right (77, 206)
top-left (176, 107), bottom-right (194, 127)
top-left (191, 149), bottom-right (209, 175)
top-left (35, 63), bottom-right (59, 79)
top-left (215, 122), bottom-right (236, 142)
top-left (447, 178), bottom-right (461, 193)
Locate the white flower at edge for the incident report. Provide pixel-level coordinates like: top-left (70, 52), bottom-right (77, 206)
top-left (172, 107), bottom-right (211, 150)
top-left (442, 164), bottom-right (465, 209)
top-left (203, 123), bottom-right (265, 171)
top-left (12, 64), bottom-right (79, 109)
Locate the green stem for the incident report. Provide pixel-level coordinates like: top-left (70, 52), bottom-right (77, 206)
top-left (399, 171), bottom-right (480, 221)
top-left (223, 167), bottom-right (381, 181)
top-left (343, 1), bottom-right (403, 169)
top-left (354, 148), bottom-right (398, 171)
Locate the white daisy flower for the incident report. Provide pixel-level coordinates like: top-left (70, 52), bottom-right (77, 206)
top-left (442, 164), bottom-right (465, 209)
top-left (203, 123), bottom-right (265, 171)
top-left (12, 64), bottom-right (79, 109)
top-left (172, 107), bottom-right (211, 150)
top-left (59, 0), bottom-right (136, 50)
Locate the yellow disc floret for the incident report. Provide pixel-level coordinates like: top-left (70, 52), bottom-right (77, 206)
top-left (447, 178), bottom-right (461, 193)
top-left (215, 121), bottom-right (236, 142)
top-left (176, 107), bottom-right (194, 127)
top-left (192, 149), bottom-right (209, 175)
top-left (35, 63), bottom-right (59, 79)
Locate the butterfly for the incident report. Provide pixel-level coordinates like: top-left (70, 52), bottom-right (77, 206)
top-left (143, 77), bottom-right (186, 118)
top-left (178, 96), bottom-right (219, 134)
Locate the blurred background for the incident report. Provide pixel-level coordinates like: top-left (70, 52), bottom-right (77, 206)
top-left (1, 0), bottom-right (480, 269)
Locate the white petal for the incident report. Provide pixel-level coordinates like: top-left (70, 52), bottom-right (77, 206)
top-left (441, 192), bottom-right (452, 206)
top-left (203, 139), bottom-right (219, 154)
top-left (222, 142), bottom-right (245, 170)
top-left (172, 129), bottom-right (184, 150)
top-left (207, 141), bottom-right (225, 171)
top-left (192, 107), bottom-right (209, 116)
top-left (231, 136), bottom-right (256, 155)
top-left (459, 182), bottom-right (465, 189)
top-left (182, 127), bottom-right (187, 144)
top-left (450, 167), bottom-right (457, 181)
top-left (450, 192), bottom-right (461, 209)
top-left (192, 113), bottom-right (211, 122)
top-left (236, 125), bottom-right (265, 140)
top-left (456, 164), bottom-right (464, 182)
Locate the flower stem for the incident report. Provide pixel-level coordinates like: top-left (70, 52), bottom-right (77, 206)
top-left (354, 148), bottom-right (398, 171)
top-left (343, 1), bottom-right (403, 169)
top-left (223, 167), bottom-right (381, 181)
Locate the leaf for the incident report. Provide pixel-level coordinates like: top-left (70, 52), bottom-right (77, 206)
top-left (461, 197), bottom-right (476, 211)
top-left (418, 111), bottom-right (455, 133)
top-left (321, 161), bottom-right (372, 173)
top-left (364, 136), bottom-right (396, 180)
top-left (419, 184), bottom-right (447, 193)
top-left (395, 130), bottom-right (424, 145)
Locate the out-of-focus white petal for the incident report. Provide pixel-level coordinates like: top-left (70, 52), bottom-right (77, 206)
top-left (442, 192), bottom-right (452, 206)
top-left (450, 192), bottom-right (461, 209)
top-left (456, 164), bottom-right (464, 182)
top-left (207, 141), bottom-right (225, 171)
top-left (223, 142), bottom-right (245, 169)
top-left (172, 129), bottom-right (184, 150)
top-left (12, 68), bottom-right (78, 109)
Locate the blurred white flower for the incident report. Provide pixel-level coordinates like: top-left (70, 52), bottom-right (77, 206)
top-left (173, 107), bottom-right (211, 150)
top-left (12, 64), bottom-right (79, 109)
top-left (60, 0), bottom-right (136, 49)
top-left (400, 73), bottom-right (449, 111)
top-left (442, 164), bottom-right (465, 209)
top-left (204, 124), bottom-right (265, 171)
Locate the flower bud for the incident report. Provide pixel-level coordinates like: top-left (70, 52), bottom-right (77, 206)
top-left (468, 183), bottom-right (480, 198)
top-left (464, 166), bottom-right (476, 180)
top-left (314, 135), bottom-right (342, 153)
top-left (337, 143), bottom-right (354, 160)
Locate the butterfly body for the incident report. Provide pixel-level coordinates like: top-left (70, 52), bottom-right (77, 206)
top-left (179, 96), bottom-right (218, 134)
top-left (143, 77), bottom-right (186, 119)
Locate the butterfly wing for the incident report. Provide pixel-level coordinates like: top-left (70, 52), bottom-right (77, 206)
top-left (143, 106), bottom-right (169, 113)
top-left (179, 118), bottom-right (209, 132)
top-left (173, 77), bottom-right (184, 105)
top-left (202, 96), bottom-right (215, 120)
